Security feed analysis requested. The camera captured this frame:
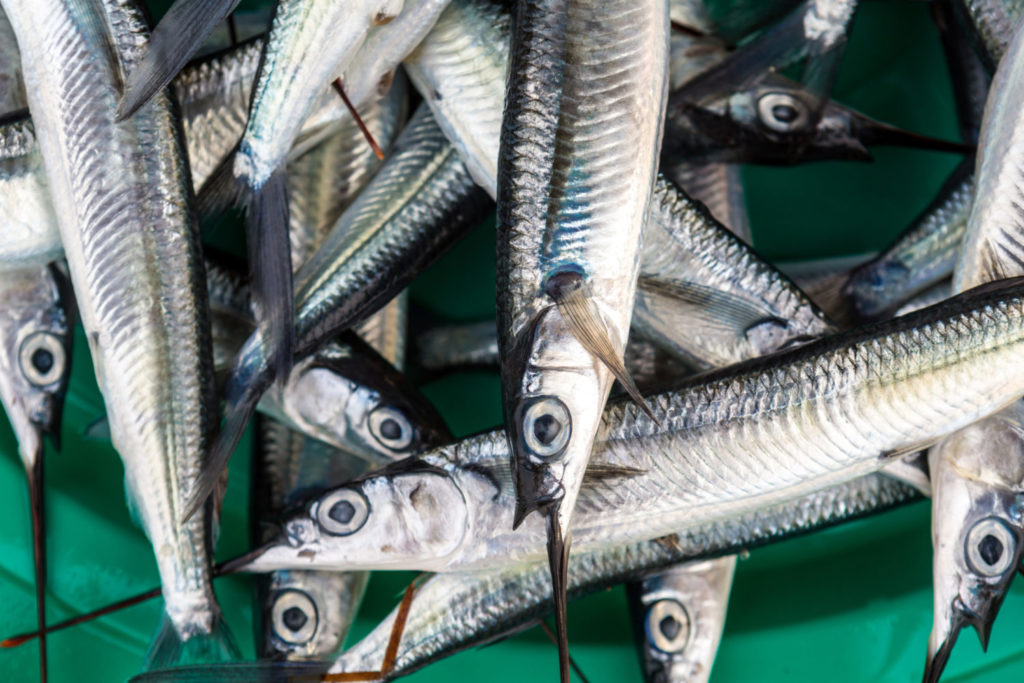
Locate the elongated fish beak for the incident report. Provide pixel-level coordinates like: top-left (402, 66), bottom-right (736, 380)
top-left (923, 607), bottom-right (965, 683)
top-left (23, 440), bottom-right (47, 683)
top-left (851, 115), bottom-right (973, 155)
top-left (546, 508), bottom-right (571, 683)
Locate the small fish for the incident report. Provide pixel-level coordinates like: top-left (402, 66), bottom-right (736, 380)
top-left (238, 278), bottom-right (1024, 578)
top-left (933, 0), bottom-right (991, 146)
top-left (923, 407), bottom-right (1024, 683)
top-left (626, 557), bottom-right (736, 683)
top-left (950, 0), bottom-right (1023, 68)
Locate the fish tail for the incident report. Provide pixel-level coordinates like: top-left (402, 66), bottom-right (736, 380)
top-left (117, 0), bottom-right (244, 120)
top-left (244, 171), bottom-right (294, 385)
top-left (144, 611), bottom-right (240, 671)
top-left (130, 661), bottom-right (335, 682)
top-left (182, 355), bottom-right (271, 523)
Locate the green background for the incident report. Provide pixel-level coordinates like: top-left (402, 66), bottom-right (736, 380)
top-left (2, 1), bottom-right (1020, 681)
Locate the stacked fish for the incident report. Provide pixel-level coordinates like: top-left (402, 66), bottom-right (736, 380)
top-left (2, 0), bottom-right (1024, 681)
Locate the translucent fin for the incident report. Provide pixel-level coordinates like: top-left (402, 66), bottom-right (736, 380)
top-left (144, 612), bottom-right (240, 671)
top-left (639, 277), bottom-right (787, 337)
top-left (546, 271), bottom-right (655, 420)
top-left (196, 146), bottom-right (242, 220)
top-left (246, 171), bottom-right (294, 384)
top-left (131, 661), bottom-right (332, 682)
top-left (83, 415), bottom-right (111, 441)
top-left (117, 0), bottom-right (244, 120)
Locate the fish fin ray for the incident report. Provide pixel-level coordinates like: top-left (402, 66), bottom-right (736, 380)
top-left (130, 661), bottom-right (332, 682)
top-left (143, 612), bottom-right (240, 670)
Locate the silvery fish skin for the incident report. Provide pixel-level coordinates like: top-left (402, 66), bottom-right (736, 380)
top-left (203, 259), bottom-right (448, 466)
top-left (934, 0), bottom-right (991, 145)
top-left (0, 116), bottom-right (59, 271)
top-left (242, 279), bottom-right (1024, 575)
top-left (924, 406), bottom-right (1024, 683)
top-left (844, 159), bottom-right (973, 322)
top-left (952, 0), bottom-right (1023, 67)
top-left (1, 0), bottom-right (226, 655)
top-left (252, 418), bottom-right (372, 661)
top-left (354, 293), bottom-right (407, 372)
top-left (326, 473), bottom-right (917, 680)
top-left (0, 7), bottom-right (24, 113)
top-left (626, 557), bottom-right (736, 683)
top-left (232, 0), bottom-right (447, 192)
top-left (895, 280), bottom-right (952, 317)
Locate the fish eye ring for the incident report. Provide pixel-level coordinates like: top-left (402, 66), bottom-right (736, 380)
top-left (271, 589), bottom-right (318, 645)
top-left (369, 406), bottom-right (414, 451)
top-left (757, 92), bottom-right (809, 133)
top-left (646, 598), bottom-right (690, 654)
top-left (316, 488), bottom-right (370, 536)
top-left (521, 397), bottom-right (571, 459)
top-left (19, 332), bottom-right (65, 387)
top-left (965, 517), bottom-right (1016, 577)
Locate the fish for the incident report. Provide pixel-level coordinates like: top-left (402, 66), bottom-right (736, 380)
top-left (843, 158), bottom-right (973, 321)
top-left (933, 0), bottom-right (992, 146)
top-left (127, 471), bottom-right (919, 683)
top-left (184, 102), bottom-right (491, 520)
top-left (923, 407), bottom-right (1024, 683)
top-left (0, 264), bottom-right (72, 683)
top-left (949, 0), bottom-right (1023, 68)
top-left (237, 277), bottom-right (1024, 576)
top-left (626, 557), bottom-right (736, 683)
top-left (1, 0), bottom-right (233, 665)
top-left (495, 2), bottom-right (669, 676)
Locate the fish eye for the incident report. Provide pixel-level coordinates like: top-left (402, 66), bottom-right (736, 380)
top-left (316, 488), bottom-right (369, 536)
top-left (271, 590), bottom-right (318, 645)
top-left (757, 92), bottom-right (810, 133)
top-left (18, 332), bottom-right (65, 387)
top-left (369, 406), bottom-right (414, 451)
top-left (965, 517), bottom-right (1017, 577)
top-left (521, 397), bottom-right (571, 459)
top-left (646, 599), bottom-right (690, 654)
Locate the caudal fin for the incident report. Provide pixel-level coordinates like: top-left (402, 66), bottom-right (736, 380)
top-left (131, 661), bottom-right (335, 682)
top-left (144, 611), bottom-right (240, 671)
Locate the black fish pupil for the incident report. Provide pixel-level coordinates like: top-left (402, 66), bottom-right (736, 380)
top-left (283, 606), bottom-right (308, 631)
top-left (329, 501), bottom-right (356, 525)
top-left (659, 615), bottom-right (681, 641)
top-left (771, 104), bottom-right (798, 123)
top-left (533, 414), bottom-right (561, 445)
top-left (31, 348), bottom-right (54, 374)
top-left (979, 534), bottom-right (1004, 566)
top-left (380, 417), bottom-right (403, 440)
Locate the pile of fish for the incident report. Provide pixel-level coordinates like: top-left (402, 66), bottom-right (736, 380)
top-left (3, 0), bottom-right (1024, 680)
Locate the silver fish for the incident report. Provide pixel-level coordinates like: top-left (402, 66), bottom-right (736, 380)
top-left (495, 2), bottom-right (668, 672)
top-left (1, 0), bottom-right (231, 664)
top-left (626, 557), bottom-right (736, 683)
top-left (951, 0), bottom-right (1023, 67)
top-left (924, 406), bottom-right (1024, 683)
top-left (240, 279), bottom-right (1024, 576)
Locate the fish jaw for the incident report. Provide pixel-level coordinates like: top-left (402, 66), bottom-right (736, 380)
top-left (242, 470), bottom-right (470, 573)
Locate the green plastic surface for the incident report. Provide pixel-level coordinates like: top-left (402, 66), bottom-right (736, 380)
top-left (1, 2), bottom-right (1021, 681)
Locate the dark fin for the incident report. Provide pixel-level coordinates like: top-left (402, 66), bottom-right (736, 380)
top-left (117, 0), bottom-right (244, 120)
top-left (545, 271), bottom-right (656, 421)
top-left (83, 415), bottom-right (111, 441)
top-left (669, 20), bottom-right (707, 38)
top-left (245, 171), bottom-right (294, 385)
top-left (670, 6), bottom-right (809, 107)
top-left (144, 611), bottom-right (240, 670)
top-left (196, 145), bottom-right (242, 220)
top-left (922, 612), bottom-right (965, 683)
top-left (332, 78), bottom-right (385, 160)
top-left (546, 511), bottom-right (572, 683)
top-left (581, 464), bottom-right (646, 484)
top-left (539, 621), bottom-right (591, 683)
top-left (1, 588), bottom-right (162, 647)
top-left (181, 365), bottom-right (269, 523)
top-left (25, 454), bottom-right (46, 683)
top-left (130, 661), bottom-right (333, 683)
top-left (226, 13), bottom-right (239, 47)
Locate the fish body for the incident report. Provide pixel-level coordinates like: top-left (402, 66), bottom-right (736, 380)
top-left (1, 0), bottom-right (229, 661)
top-left (952, 0), bottom-right (1024, 67)
top-left (243, 279), bottom-right (1024, 574)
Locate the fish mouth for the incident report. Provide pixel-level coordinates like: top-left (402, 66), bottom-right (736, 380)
top-left (511, 464), bottom-right (565, 530)
top-left (545, 506), bottom-right (572, 683)
top-left (924, 596), bottom-right (1002, 683)
top-left (850, 113), bottom-right (973, 155)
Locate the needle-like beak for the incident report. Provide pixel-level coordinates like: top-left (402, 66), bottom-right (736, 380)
top-left (546, 508), bottom-right (572, 683)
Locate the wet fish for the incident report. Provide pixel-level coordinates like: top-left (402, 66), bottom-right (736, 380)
top-left (185, 102), bottom-right (491, 519)
top-left (626, 557), bottom-right (736, 683)
top-left (950, 0), bottom-right (1023, 68)
top-left (843, 159), bottom-right (973, 322)
top-left (1, 0), bottom-right (232, 665)
top-left (239, 278), bottom-right (1024, 576)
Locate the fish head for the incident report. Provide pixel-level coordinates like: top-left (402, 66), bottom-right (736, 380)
top-left (0, 265), bottom-right (73, 472)
top-left (503, 302), bottom-right (607, 536)
top-left (243, 460), bottom-right (469, 573)
top-left (925, 411), bottom-right (1024, 682)
top-left (843, 256), bottom-right (913, 321)
top-left (280, 334), bottom-right (451, 465)
top-left (261, 571), bottom-right (365, 660)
